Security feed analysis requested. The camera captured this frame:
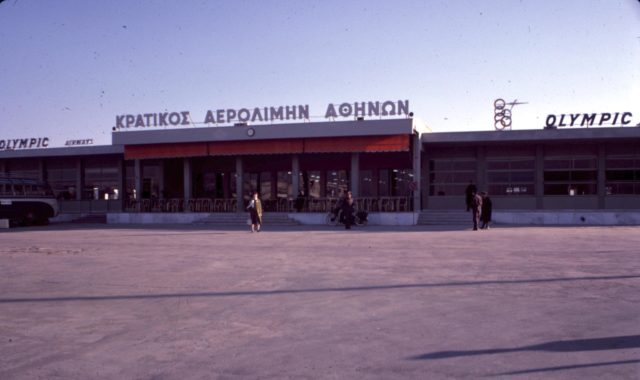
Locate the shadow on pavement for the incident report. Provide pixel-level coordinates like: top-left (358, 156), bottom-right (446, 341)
top-left (410, 335), bottom-right (640, 360)
top-left (1, 274), bottom-right (638, 304)
top-left (489, 359), bottom-right (640, 376)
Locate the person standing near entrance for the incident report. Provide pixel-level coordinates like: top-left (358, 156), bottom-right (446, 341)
top-left (465, 180), bottom-right (477, 211)
top-left (294, 191), bottom-right (305, 212)
top-left (333, 189), bottom-right (348, 223)
top-left (246, 192), bottom-right (263, 233)
top-left (471, 191), bottom-right (483, 231)
top-left (480, 191), bottom-right (493, 229)
top-left (341, 191), bottom-right (356, 230)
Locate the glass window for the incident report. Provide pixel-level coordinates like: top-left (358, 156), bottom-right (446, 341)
top-left (544, 156), bottom-right (597, 195)
top-left (260, 171), bottom-right (272, 200)
top-left (572, 171), bottom-right (597, 181)
top-left (428, 159), bottom-right (476, 196)
top-left (125, 161), bottom-right (135, 200)
top-left (194, 171), bottom-right (225, 199)
top-left (487, 161), bottom-right (509, 170)
top-left (46, 158), bottom-right (77, 199)
top-left (277, 171), bottom-right (292, 199)
top-left (544, 171), bottom-right (570, 181)
top-left (606, 170), bottom-right (634, 181)
top-left (13, 183), bottom-right (24, 196)
top-left (510, 160), bottom-right (535, 170)
top-left (487, 172), bottom-right (510, 183)
top-left (606, 158), bottom-right (635, 169)
top-left (489, 184), bottom-right (534, 196)
top-left (141, 161), bottom-right (161, 199)
top-left (326, 170), bottom-right (348, 198)
top-left (429, 172), bottom-right (452, 183)
top-left (573, 158), bottom-right (597, 169)
top-left (391, 169), bottom-right (414, 196)
top-left (378, 169), bottom-right (390, 196)
top-left (544, 159), bottom-right (571, 170)
top-left (83, 157), bottom-right (119, 200)
top-left (430, 161), bottom-right (452, 171)
top-left (453, 161), bottom-right (476, 170)
top-left (206, 172), bottom-right (219, 197)
top-left (7, 159), bottom-right (40, 179)
top-left (605, 155), bottom-right (640, 195)
top-left (230, 172), bottom-right (238, 199)
top-left (510, 171), bottom-right (535, 182)
top-left (485, 158), bottom-right (535, 196)
top-left (430, 184), bottom-right (468, 197)
top-left (300, 171), bottom-right (321, 199)
top-left (545, 183), bottom-right (596, 196)
top-left (243, 173), bottom-right (258, 200)
top-left (359, 170), bottom-right (374, 197)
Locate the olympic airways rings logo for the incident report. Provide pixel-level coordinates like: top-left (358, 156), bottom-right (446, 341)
top-left (494, 98), bottom-right (527, 130)
top-left (494, 99), bottom-right (512, 130)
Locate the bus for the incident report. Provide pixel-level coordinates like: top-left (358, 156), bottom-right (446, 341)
top-left (0, 177), bottom-right (59, 226)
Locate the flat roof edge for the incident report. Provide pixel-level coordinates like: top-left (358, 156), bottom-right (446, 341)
top-left (112, 118), bottom-right (414, 145)
top-left (421, 127), bottom-right (640, 144)
top-left (0, 145), bottom-right (124, 159)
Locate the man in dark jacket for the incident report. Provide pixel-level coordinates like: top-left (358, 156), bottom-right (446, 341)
top-left (294, 191), bottom-right (305, 212)
top-left (480, 192), bottom-right (493, 229)
top-left (465, 181), bottom-right (477, 211)
top-left (471, 191), bottom-right (483, 231)
top-left (341, 191), bottom-right (355, 230)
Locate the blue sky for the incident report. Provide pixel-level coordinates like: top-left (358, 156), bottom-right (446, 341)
top-left (1, 0), bottom-right (639, 146)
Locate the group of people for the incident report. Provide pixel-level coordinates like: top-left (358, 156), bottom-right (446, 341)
top-left (465, 181), bottom-right (492, 231)
top-left (247, 189), bottom-right (365, 232)
top-left (249, 183), bottom-right (491, 233)
top-left (295, 189), bottom-right (366, 230)
top-left (332, 190), bottom-right (359, 229)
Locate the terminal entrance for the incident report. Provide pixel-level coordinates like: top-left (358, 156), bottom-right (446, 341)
top-left (119, 131), bottom-right (418, 214)
top-left (122, 151), bottom-right (415, 213)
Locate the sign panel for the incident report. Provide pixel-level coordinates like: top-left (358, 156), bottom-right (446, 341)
top-left (0, 137), bottom-right (49, 151)
top-left (65, 139), bottom-right (94, 146)
top-left (545, 112), bottom-right (635, 128)
top-left (114, 100), bottom-right (410, 130)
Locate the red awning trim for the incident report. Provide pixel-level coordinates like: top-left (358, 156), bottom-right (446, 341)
top-left (124, 143), bottom-right (208, 160)
top-left (208, 139), bottom-right (304, 156)
top-left (124, 135), bottom-right (410, 159)
top-left (302, 135), bottom-right (409, 153)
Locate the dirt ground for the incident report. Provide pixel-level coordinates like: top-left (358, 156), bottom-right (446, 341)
top-left (1, 224), bottom-right (639, 379)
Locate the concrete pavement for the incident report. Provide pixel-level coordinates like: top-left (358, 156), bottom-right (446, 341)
top-left (1, 224), bottom-right (639, 379)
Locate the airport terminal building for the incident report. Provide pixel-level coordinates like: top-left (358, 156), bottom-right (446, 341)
top-left (2, 113), bottom-right (640, 224)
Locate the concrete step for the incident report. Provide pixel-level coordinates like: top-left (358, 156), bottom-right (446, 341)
top-left (194, 213), bottom-right (299, 225)
top-left (418, 210), bottom-right (472, 225)
top-left (69, 214), bottom-right (107, 224)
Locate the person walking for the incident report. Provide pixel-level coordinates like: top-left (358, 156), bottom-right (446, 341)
top-left (294, 191), bottom-right (305, 212)
top-left (246, 192), bottom-right (263, 233)
top-left (471, 191), bottom-right (483, 231)
top-left (341, 191), bottom-right (356, 230)
top-left (480, 191), bottom-right (493, 230)
top-left (465, 180), bottom-right (477, 211)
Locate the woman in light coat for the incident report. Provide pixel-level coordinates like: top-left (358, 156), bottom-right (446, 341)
top-left (246, 192), bottom-right (263, 232)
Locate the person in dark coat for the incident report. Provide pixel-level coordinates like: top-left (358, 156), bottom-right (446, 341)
top-left (341, 191), bottom-right (355, 230)
top-left (465, 181), bottom-right (477, 211)
top-left (471, 191), bottom-right (483, 231)
top-left (294, 191), bottom-right (305, 212)
top-left (332, 189), bottom-right (348, 223)
top-left (246, 192), bottom-right (263, 233)
top-left (480, 191), bottom-right (493, 230)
